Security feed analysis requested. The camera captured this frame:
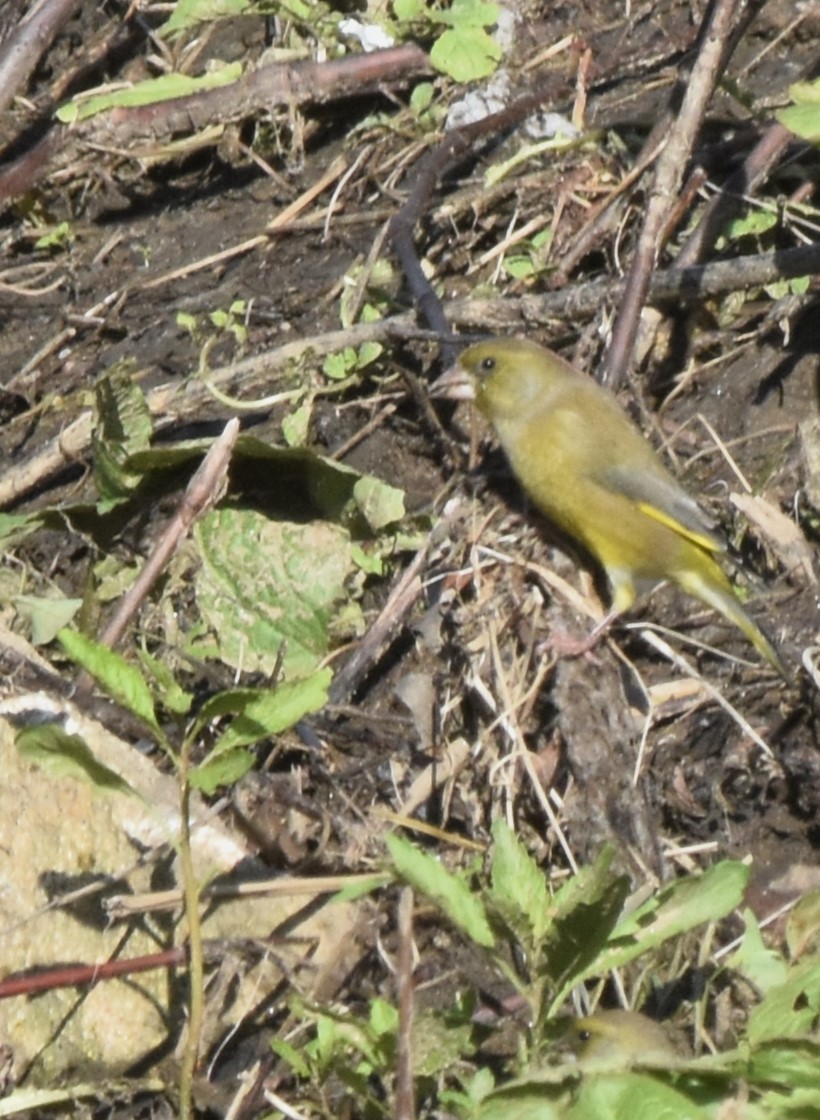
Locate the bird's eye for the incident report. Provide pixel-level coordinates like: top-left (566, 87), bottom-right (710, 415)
top-left (578, 1030), bottom-right (592, 1043)
top-left (480, 356), bottom-right (496, 373)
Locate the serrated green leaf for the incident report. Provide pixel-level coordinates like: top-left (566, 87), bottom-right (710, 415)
top-left (203, 670), bottom-right (331, 755)
top-left (386, 833), bottom-right (495, 948)
top-left (58, 629), bottom-right (159, 731)
top-left (16, 725), bottom-right (139, 798)
top-left (92, 365), bottom-right (152, 507)
top-left (546, 851), bottom-right (630, 1007)
top-left (136, 649), bottom-right (193, 715)
top-left (747, 1039), bottom-right (820, 1089)
top-left (585, 860), bottom-right (749, 979)
top-left (490, 818), bottom-right (550, 943)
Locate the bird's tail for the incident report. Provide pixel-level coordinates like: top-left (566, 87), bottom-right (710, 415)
top-left (676, 561), bottom-right (788, 679)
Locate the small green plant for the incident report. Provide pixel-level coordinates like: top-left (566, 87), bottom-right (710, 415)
top-left (273, 823), bottom-right (820, 1117)
top-left (502, 227), bottom-right (554, 281)
top-left (392, 0), bottom-right (502, 82)
top-left (777, 78), bottom-right (820, 144)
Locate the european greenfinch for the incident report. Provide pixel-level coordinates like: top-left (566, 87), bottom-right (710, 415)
top-left (435, 337), bottom-right (786, 676)
top-left (568, 1009), bottom-right (678, 1062)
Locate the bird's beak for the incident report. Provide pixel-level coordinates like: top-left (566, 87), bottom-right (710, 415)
top-left (430, 362), bottom-right (476, 402)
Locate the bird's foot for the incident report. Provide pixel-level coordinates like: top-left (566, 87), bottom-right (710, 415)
top-left (539, 610), bottom-right (618, 662)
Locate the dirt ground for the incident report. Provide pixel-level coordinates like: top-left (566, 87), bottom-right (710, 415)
top-left (0, 0), bottom-right (818, 1115)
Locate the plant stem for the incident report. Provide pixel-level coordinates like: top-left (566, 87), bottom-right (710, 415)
top-left (177, 749), bottom-right (204, 1120)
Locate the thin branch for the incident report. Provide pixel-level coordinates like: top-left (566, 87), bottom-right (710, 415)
top-left (0, 0), bottom-right (83, 115)
top-left (99, 418), bottom-right (239, 651)
top-left (599, 0), bottom-right (744, 389)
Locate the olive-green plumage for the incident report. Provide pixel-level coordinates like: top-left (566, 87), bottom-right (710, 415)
top-left (439, 337), bottom-right (785, 676)
top-left (568, 1010), bottom-right (678, 1062)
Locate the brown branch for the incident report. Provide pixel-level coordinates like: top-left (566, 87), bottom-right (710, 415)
top-left (0, 946), bottom-right (188, 1000)
top-left (98, 418), bottom-right (240, 651)
top-left (0, 0), bottom-right (83, 116)
top-left (327, 534), bottom-right (434, 704)
top-left (0, 43), bottom-right (429, 207)
top-left (75, 418), bottom-right (239, 693)
top-left (676, 122), bottom-right (795, 268)
top-left (599, 0), bottom-right (745, 389)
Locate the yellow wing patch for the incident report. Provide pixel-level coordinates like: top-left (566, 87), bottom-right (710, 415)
top-left (636, 500), bottom-right (721, 554)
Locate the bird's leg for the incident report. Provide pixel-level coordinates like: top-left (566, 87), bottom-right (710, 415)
top-left (540, 608), bottom-right (621, 661)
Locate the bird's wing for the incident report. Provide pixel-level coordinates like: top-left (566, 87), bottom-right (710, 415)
top-left (599, 464), bottom-right (725, 554)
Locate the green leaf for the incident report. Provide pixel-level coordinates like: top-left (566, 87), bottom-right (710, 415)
top-left (786, 889), bottom-right (820, 959)
top-left (56, 62), bottom-right (243, 122)
top-left (386, 833), bottom-right (495, 948)
top-left (413, 1008), bottom-right (476, 1078)
top-left (430, 0), bottom-right (499, 28)
top-left (193, 509), bottom-right (355, 678)
top-left (352, 476), bottom-right (405, 532)
top-left (747, 957), bottom-right (820, 1046)
top-left (270, 1038), bottom-right (311, 1079)
top-left (16, 725), bottom-right (139, 797)
top-left (430, 26), bottom-right (501, 82)
top-left (34, 221), bottom-right (74, 251)
top-left (323, 350), bottom-right (355, 380)
top-left (546, 849), bottom-right (630, 1006)
top-left (281, 402), bottom-right (312, 448)
top-left (190, 748), bottom-right (254, 793)
top-left (477, 1088), bottom-right (564, 1120)
top-left (393, 0), bottom-right (424, 19)
top-left (504, 256), bottom-right (536, 279)
top-left (201, 670), bottom-right (332, 755)
top-left (0, 512), bottom-right (43, 549)
top-left (92, 364), bottom-right (152, 509)
top-left (725, 210), bottom-right (778, 239)
top-left (489, 818), bottom-right (550, 943)
top-left (727, 909), bottom-right (789, 994)
top-left (747, 1039), bottom-right (820, 1089)
top-left (777, 80), bottom-right (820, 143)
top-left (14, 595), bottom-right (82, 645)
top-left (570, 1070), bottom-right (709, 1118)
top-left (58, 629), bottom-right (159, 731)
top-left (410, 82), bottom-right (435, 113)
top-left (136, 649), bottom-right (193, 715)
top-left (585, 860), bottom-right (749, 978)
